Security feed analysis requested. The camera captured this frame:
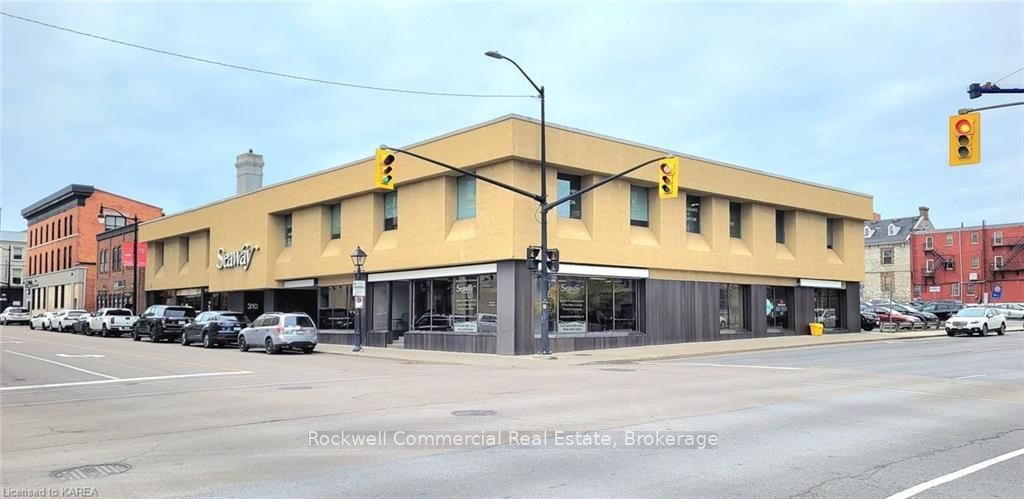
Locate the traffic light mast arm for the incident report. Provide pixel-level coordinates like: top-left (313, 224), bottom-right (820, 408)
top-left (381, 145), bottom-right (543, 203)
top-left (958, 101), bottom-right (1024, 115)
top-left (542, 155), bottom-right (671, 213)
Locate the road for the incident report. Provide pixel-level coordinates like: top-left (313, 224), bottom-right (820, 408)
top-left (1, 325), bottom-right (1021, 498)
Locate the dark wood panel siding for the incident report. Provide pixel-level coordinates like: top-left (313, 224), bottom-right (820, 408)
top-left (844, 281), bottom-right (861, 332)
top-left (748, 285), bottom-right (768, 338)
top-left (514, 262), bottom-right (536, 355)
top-left (405, 333), bottom-right (497, 353)
top-left (793, 286), bottom-right (816, 334)
top-left (547, 334), bottom-right (646, 353)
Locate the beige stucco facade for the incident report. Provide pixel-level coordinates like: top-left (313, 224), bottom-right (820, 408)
top-left (140, 115), bottom-right (871, 292)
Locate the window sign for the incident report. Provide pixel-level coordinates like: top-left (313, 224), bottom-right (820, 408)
top-left (557, 277), bottom-right (587, 333)
top-left (453, 276), bottom-right (478, 332)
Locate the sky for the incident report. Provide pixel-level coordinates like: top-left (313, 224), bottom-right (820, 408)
top-left (1, 1), bottom-right (1022, 232)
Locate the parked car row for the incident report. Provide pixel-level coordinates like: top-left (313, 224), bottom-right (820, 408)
top-left (25, 304), bottom-right (318, 355)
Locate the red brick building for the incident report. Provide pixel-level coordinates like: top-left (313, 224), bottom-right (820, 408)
top-left (910, 222), bottom-right (1024, 304)
top-left (21, 185), bottom-right (163, 313)
top-left (96, 224), bottom-right (147, 312)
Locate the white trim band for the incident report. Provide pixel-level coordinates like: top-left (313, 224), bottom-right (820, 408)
top-left (558, 264), bottom-right (649, 279)
top-left (368, 263), bottom-right (498, 282)
top-left (798, 278), bottom-right (845, 289)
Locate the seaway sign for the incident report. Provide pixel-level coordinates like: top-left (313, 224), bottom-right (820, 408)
top-left (217, 244), bottom-right (260, 271)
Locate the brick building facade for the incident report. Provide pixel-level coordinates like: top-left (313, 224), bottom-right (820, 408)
top-left (96, 224), bottom-right (146, 312)
top-left (911, 222), bottom-right (1024, 303)
top-left (21, 185), bottom-right (162, 313)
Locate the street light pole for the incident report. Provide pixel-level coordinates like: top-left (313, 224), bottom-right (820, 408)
top-left (350, 246), bottom-right (368, 353)
top-left (486, 50), bottom-right (552, 355)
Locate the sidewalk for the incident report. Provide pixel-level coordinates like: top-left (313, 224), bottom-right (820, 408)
top-left (315, 327), bottom-right (1016, 368)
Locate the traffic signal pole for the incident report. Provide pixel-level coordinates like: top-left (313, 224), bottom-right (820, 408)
top-left (958, 101), bottom-right (1024, 114)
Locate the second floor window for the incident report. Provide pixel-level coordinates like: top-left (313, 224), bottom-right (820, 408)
top-left (383, 191), bottom-right (398, 231)
top-left (924, 236), bottom-right (933, 250)
top-left (629, 185), bottom-right (649, 227)
top-left (556, 173), bottom-right (582, 219)
top-left (457, 176), bottom-right (476, 220)
top-left (686, 195), bottom-right (702, 234)
top-left (104, 215), bottom-right (126, 231)
top-left (994, 231), bottom-right (1003, 245)
top-left (330, 204), bottom-right (341, 239)
top-left (971, 256), bottom-right (979, 269)
top-left (946, 233), bottom-right (954, 246)
top-left (729, 202), bottom-right (742, 238)
top-left (181, 236), bottom-right (190, 263)
top-left (826, 218), bottom-right (837, 249)
top-left (12, 248), bottom-right (22, 260)
top-left (112, 245), bottom-right (122, 272)
top-left (283, 214), bottom-right (293, 247)
top-left (776, 210), bottom-right (786, 244)
top-left (881, 248), bottom-right (894, 265)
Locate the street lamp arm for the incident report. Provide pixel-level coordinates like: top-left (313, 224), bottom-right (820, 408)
top-left (98, 205), bottom-right (138, 222)
top-left (543, 155), bottom-right (671, 212)
top-left (382, 145), bottom-right (544, 203)
top-left (498, 55), bottom-right (543, 97)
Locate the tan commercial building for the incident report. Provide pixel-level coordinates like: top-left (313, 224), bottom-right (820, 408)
top-left (140, 115), bottom-right (872, 354)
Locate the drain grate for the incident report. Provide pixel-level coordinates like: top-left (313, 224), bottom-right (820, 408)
top-left (451, 409), bottom-right (497, 417)
top-left (600, 368), bottom-right (636, 372)
top-left (53, 463), bottom-right (130, 481)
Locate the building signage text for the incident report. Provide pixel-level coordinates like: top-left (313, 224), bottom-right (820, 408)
top-left (217, 244), bottom-right (260, 271)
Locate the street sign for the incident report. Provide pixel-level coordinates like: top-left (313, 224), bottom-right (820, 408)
top-left (993, 285), bottom-right (1002, 300)
top-left (354, 295), bottom-right (365, 309)
top-left (352, 280), bottom-right (366, 297)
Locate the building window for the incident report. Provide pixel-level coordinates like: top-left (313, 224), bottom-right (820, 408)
top-left (456, 176), bottom-right (477, 220)
top-left (112, 245), bottom-right (122, 272)
top-left (556, 173), bottom-right (582, 219)
top-left (926, 259), bottom-right (934, 272)
top-left (946, 233), bottom-right (954, 247)
top-left (971, 232), bottom-right (979, 244)
top-left (13, 248), bottom-right (22, 260)
top-left (686, 195), bottom-right (702, 234)
top-left (814, 288), bottom-right (844, 330)
top-left (383, 191), bottom-right (398, 231)
top-left (729, 202), bottom-right (742, 238)
top-left (967, 283), bottom-right (976, 296)
top-left (971, 256), bottom-right (979, 269)
top-left (826, 218), bottom-right (837, 249)
top-left (318, 285), bottom-right (355, 330)
top-left (994, 255), bottom-right (1004, 268)
top-left (776, 210), bottom-right (787, 244)
top-left (411, 274), bottom-right (498, 332)
top-left (888, 224), bottom-right (899, 236)
top-left (952, 283), bottom-right (960, 297)
top-left (100, 249), bottom-right (108, 274)
top-left (881, 247), bottom-right (894, 265)
top-left (881, 272), bottom-right (894, 293)
top-left (924, 236), bottom-right (933, 250)
top-left (766, 286), bottom-right (791, 330)
top-left (181, 236), bottom-right (190, 263)
top-left (993, 231), bottom-right (1003, 245)
top-left (913, 285), bottom-right (921, 298)
top-left (547, 276), bottom-right (636, 333)
top-left (629, 185), bottom-right (649, 227)
top-left (12, 268), bottom-right (21, 285)
top-left (719, 284), bottom-right (747, 333)
top-left (283, 214), bottom-right (293, 246)
top-left (154, 241), bottom-right (164, 268)
top-left (104, 215), bottom-right (126, 231)
top-left (330, 203), bottom-right (342, 239)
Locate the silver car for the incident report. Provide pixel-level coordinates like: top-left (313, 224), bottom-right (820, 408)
top-left (238, 312), bottom-right (317, 354)
top-left (0, 307), bottom-right (31, 325)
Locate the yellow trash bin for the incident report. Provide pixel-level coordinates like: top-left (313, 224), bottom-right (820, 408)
top-left (809, 323), bottom-right (824, 336)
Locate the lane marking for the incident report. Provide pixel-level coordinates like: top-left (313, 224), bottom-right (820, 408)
top-left (886, 447), bottom-right (1024, 499)
top-left (55, 353), bottom-right (106, 358)
top-left (679, 362), bottom-right (804, 370)
top-left (0, 370), bottom-right (254, 391)
top-left (3, 349), bottom-right (119, 380)
top-left (954, 374), bottom-right (987, 379)
top-left (0, 332), bottom-right (243, 371)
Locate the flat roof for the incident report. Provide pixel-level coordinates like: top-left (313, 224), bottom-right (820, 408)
top-left (144, 114), bottom-right (872, 225)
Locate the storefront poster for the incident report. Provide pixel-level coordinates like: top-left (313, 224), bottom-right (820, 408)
top-left (557, 278), bottom-right (587, 333)
top-left (453, 277), bottom-right (478, 332)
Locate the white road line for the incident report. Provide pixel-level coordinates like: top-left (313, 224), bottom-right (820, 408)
top-left (3, 349), bottom-right (119, 380)
top-left (679, 362), bottom-right (804, 370)
top-left (954, 374), bottom-right (987, 379)
top-left (0, 370), bottom-right (254, 391)
top-left (886, 447), bottom-right (1024, 499)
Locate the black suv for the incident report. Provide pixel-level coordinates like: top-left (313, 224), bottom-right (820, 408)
top-left (920, 301), bottom-right (963, 321)
top-left (133, 305), bottom-right (196, 342)
top-left (181, 310), bottom-right (248, 348)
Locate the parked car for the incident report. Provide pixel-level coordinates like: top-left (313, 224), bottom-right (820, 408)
top-left (990, 303), bottom-right (1024, 320)
top-left (50, 309), bottom-right (88, 332)
top-left (29, 312), bottom-right (54, 330)
top-left (919, 301), bottom-right (963, 321)
top-left (0, 307), bottom-right (31, 325)
top-left (946, 307), bottom-right (1006, 336)
top-left (238, 312), bottom-right (317, 354)
top-left (181, 310), bottom-right (248, 348)
top-left (868, 306), bottom-right (921, 327)
top-left (71, 314), bottom-right (93, 334)
top-left (132, 305), bottom-right (196, 342)
top-left (88, 308), bottom-right (138, 337)
top-left (860, 310), bottom-right (879, 331)
top-left (888, 304), bottom-right (940, 327)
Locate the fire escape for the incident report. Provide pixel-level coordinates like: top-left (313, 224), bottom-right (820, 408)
top-left (992, 236), bottom-right (1024, 276)
top-left (923, 244), bottom-right (955, 284)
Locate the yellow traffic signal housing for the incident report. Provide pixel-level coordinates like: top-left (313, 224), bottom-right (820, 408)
top-left (658, 157), bottom-right (680, 199)
top-left (949, 113), bottom-right (981, 166)
top-left (375, 148), bottom-right (396, 189)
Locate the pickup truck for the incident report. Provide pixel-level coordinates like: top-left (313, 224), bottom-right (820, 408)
top-left (87, 308), bottom-right (138, 337)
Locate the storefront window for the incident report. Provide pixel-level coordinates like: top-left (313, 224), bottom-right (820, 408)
top-left (719, 284), bottom-right (746, 333)
top-left (318, 285), bottom-right (354, 330)
top-left (412, 274), bottom-right (497, 333)
top-left (551, 276), bottom-right (638, 334)
top-left (813, 288), bottom-right (845, 330)
top-left (766, 286), bottom-right (791, 331)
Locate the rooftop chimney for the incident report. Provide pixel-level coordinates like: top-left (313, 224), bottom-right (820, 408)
top-left (235, 149), bottom-right (264, 195)
top-left (872, 212), bottom-right (881, 222)
top-left (918, 206), bottom-right (930, 220)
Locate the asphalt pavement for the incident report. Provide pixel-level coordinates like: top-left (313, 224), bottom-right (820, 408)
top-left (1, 325), bottom-right (1021, 498)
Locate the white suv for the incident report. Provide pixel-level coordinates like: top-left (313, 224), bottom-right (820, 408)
top-left (238, 312), bottom-right (317, 354)
top-left (51, 309), bottom-right (88, 332)
top-left (0, 307), bottom-right (31, 325)
top-left (946, 307), bottom-right (1007, 337)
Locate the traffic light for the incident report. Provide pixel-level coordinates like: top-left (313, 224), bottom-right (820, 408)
top-left (526, 246), bottom-right (541, 272)
top-left (375, 148), bottom-right (396, 189)
top-left (657, 157), bottom-right (679, 199)
top-left (545, 248), bottom-right (560, 273)
top-left (948, 113), bottom-right (981, 166)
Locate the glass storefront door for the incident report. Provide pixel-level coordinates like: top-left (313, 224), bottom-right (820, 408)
top-left (766, 286), bottom-right (792, 331)
top-left (813, 288), bottom-right (845, 330)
